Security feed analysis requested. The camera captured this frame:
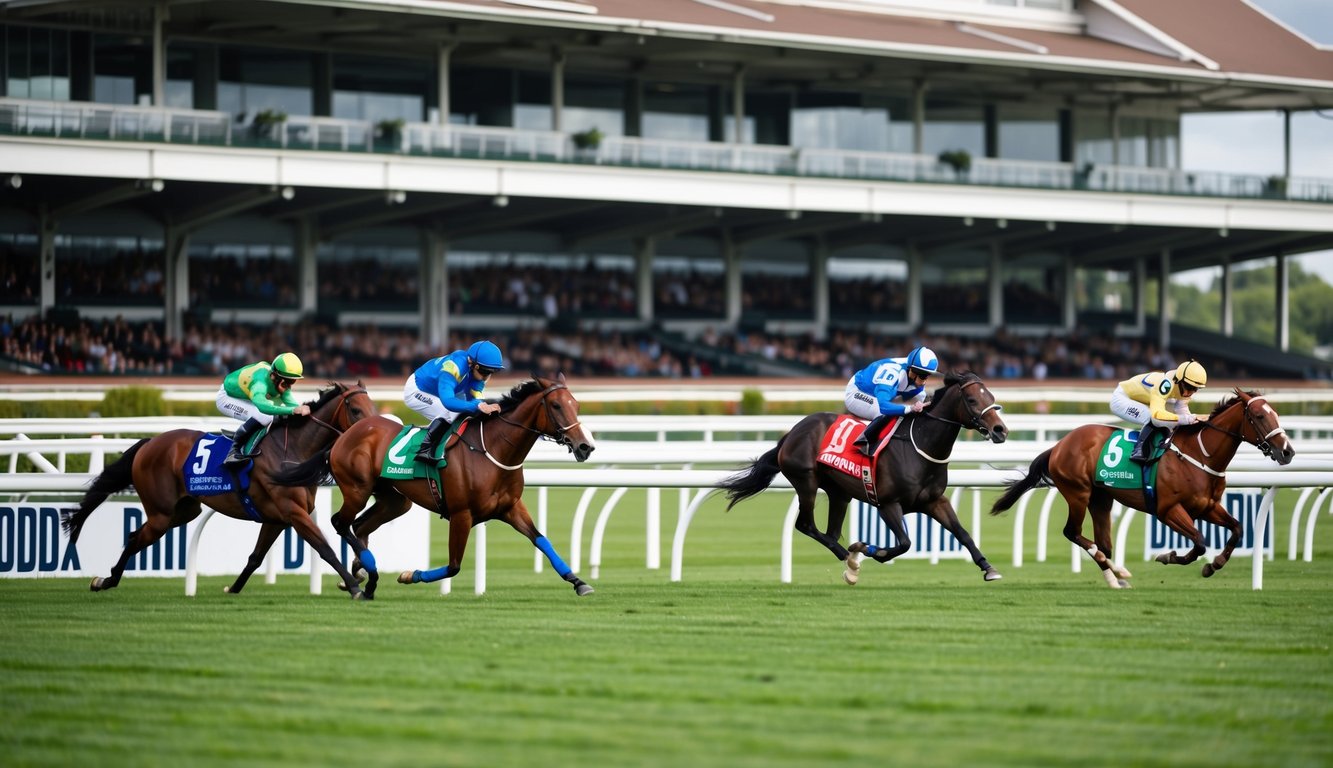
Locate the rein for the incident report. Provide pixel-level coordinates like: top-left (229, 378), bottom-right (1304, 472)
top-left (1170, 395), bottom-right (1285, 478)
top-left (911, 379), bottom-right (1000, 463)
top-left (483, 382), bottom-right (582, 470)
top-left (307, 386), bottom-right (369, 436)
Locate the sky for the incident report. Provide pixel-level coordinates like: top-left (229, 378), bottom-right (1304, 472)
top-left (1179, 0), bottom-right (1333, 288)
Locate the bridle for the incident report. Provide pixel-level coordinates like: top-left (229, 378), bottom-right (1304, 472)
top-left (1194, 395), bottom-right (1287, 462)
top-left (911, 377), bottom-right (1003, 463)
top-left (307, 386), bottom-right (370, 435)
top-left (480, 382), bottom-right (585, 469)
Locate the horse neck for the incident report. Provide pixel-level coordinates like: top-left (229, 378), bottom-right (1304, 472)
top-left (1187, 405), bottom-right (1245, 469)
top-left (289, 393), bottom-right (348, 455)
top-left (484, 399), bottom-right (544, 462)
top-left (913, 392), bottom-right (965, 452)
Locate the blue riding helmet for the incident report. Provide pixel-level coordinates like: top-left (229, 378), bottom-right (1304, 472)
top-left (467, 340), bottom-right (506, 373)
top-left (906, 346), bottom-right (939, 377)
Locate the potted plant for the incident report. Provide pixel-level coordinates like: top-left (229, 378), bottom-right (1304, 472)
top-left (375, 118), bottom-right (406, 152)
top-left (251, 109), bottom-right (288, 142)
top-left (1265, 174), bottom-right (1288, 198)
top-left (571, 127), bottom-right (604, 151)
top-left (937, 149), bottom-right (972, 176)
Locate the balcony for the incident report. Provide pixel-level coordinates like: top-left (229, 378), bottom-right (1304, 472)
top-left (1, 97), bottom-right (1329, 204)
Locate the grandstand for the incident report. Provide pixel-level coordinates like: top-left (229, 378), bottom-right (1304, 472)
top-left (1, 0), bottom-right (1331, 378)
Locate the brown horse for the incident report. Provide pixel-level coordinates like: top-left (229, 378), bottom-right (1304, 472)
top-left (61, 382), bottom-right (376, 597)
top-left (271, 375), bottom-right (597, 599)
top-left (716, 371), bottom-right (1009, 582)
top-left (991, 389), bottom-right (1294, 588)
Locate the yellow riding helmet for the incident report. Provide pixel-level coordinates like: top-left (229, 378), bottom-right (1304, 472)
top-left (1174, 359), bottom-right (1207, 389)
top-left (271, 352), bottom-right (305, 380)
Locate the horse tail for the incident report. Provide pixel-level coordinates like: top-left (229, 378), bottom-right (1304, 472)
top-left (990, 449), bottom-right (1051, 515)
top-left (62, 438), bottom-right (148, 544)
top-left (713, 434), bottom-right (787, 510)
top-left (270, 448), bottom-right (333, 487)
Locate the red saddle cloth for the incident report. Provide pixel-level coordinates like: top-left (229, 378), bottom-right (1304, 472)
top-left (816, 415), bottom-right (900, 478)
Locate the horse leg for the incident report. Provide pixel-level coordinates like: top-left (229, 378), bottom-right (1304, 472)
top-left (401, 511), bottom-right (472, 585)
top-left (501, 499), bottom-right (593, 596)
top-left (1197, 501), bottom-right (1242, 578)
top-left (1089, 492), bottom-right (1131, 586)
top-left (225, 521), bottom-right (284, 595)
top-left (285, 511), bottom-right (364, 600)
top-left (921, 496), bottom-right (1001, 582)
top-left (93, 508), bottom-right (176, 592)
top-left (851, 502), bottom-right (911, 564)
top-left (1152, 504), bottom-right (1208, 566)
top-left (1056, 486), bottom-right (1123, 589)
top-left (1151, 503), bottom-right (1210, 567)
top-left (789, 474), bottom-right (850, 562)
top-left (335, 491), bottom-right (410, 600)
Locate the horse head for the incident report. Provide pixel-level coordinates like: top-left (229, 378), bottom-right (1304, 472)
top-left (499, 374), bottom-right (597, 462)
top-left (304, 381), bottom-right (376, 436)
top-left (1230, 389), bottom-right (1295, 465)
top-left (934, 371), bottom-right (1008, 443)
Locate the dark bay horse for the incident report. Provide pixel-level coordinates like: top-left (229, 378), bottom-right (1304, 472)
top-left (991, 389), bottom-right (1294, 588)
top-left (61, 382), bottom-right (376, 597)
top-left (272, 375), bottom-right (597, 599)
top-left (716, 371), bottom-right (1009, 583)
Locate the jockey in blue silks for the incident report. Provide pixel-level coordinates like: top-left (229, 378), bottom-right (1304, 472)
top-left (403, 340), bottom-right (506, 463)
top-left (845, 346), bottom-right (939, 456)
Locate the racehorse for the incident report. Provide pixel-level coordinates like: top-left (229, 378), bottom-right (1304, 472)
top-left (990, 389), bottom-right (1294, 588)
top-left (271, 375), bottom-right (597, 599)
top-left (715, 371), bottom-right (1009, 583)
top-left (61, 382), bottom-right (376, 597)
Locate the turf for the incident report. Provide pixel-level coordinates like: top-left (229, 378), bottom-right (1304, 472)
top-left (2, 488), bottom-right (1330, 768)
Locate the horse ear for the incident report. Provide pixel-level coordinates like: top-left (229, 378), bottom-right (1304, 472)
top-left (557, 371), bottom-right (567, 385)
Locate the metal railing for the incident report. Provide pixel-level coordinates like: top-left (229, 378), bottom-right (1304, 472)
top-left (3, 97), bottom-right (1331, 203)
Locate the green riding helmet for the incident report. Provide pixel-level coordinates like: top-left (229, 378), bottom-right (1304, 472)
top-left (271, 352), bottom-right (305, 380)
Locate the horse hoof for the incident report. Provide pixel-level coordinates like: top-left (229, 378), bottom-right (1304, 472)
top-left (983, 569), bottom-right (1003, 581)
top-left (575, 583), bottom-right (594, 596)
top-left (1202, 563), bottom-right (1215, 578)
top-left (397, 570), bottom-right (416, 585)
top-left (223, 585), bottom-right (233, 594)
top-left (350, 591), bottom-right (368, 601)
top-left (842, 569), bottom-right (859, 586)
top-left (353, 567), bottom-right (368, 583)
top-left (1115, 567), bottom-right (1134, 579)
top-left (1118, 579), bottom-right (1132, 589)
top-left (89, 577), bottom-right (102, 592)
top-left (1155, 553), bottom-right (1173, 564)
top-left (337, 581), bottom-right (349, 592)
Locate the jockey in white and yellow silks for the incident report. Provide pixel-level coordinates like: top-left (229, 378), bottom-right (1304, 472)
top-left (1109, 359), bottom-right (1208, 464)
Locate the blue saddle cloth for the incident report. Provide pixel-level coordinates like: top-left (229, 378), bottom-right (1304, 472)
top-left (182, 434), bottom-right (262, 521)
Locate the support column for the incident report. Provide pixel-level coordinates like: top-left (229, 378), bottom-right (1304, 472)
top-left (296, 218), bottom-right (318, 316)
top-left (1275, 253), bottom-right (1289, 352)
top-left (723, 234), bottom-right (741, 326)
top-left (1156, 249), bottom-right (1170, 351)
top-left (1282, 110), bottom-right (1292, 180)
top-left (731, 66), bottom-right (745, 144)
top-left (1220, 258), bottom-right (1233, 337)
top-left (164, 227), bottom-right (190, 340)
top-left (421, 230), bottom-right (449, 349)
top-left (152, 2), bottom-right (167, 106)
top-left (1110, 102), bottom-right (1121, 187)
top-left (625, 75), bottom-right (643, 138)
top-left (39, 212), bottom-right (56, 313)
top-left (436, 43), bottom-right (456, 124)
top-left (1133, 255), bottom-right (1146, 332)
top-left (912, 80), bottom-right (927, 155)
top-left (635, 236), bottom-right (655, 323)
top-left (812, 238), bottom-right (829, 340)
top-left (1061, 256), bottom-right (1076, 331)
top-left (907, 246), bottom-right (923, 328)
top-left (988, 242), bottom-right (1003, 329)
top-left (312, 53), bottom-right (332, 117)
top-left (551, 47), bottom-right (565, 132)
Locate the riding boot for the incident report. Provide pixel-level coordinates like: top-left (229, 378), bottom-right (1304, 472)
top-left (854, 415), bottom-right (888, 457)
top-left (416, 417), bottom-right (450, 464)
top-left (224, 418), bottom-right (263, 467)
top-left (1130, 424), bottom-right (1156, 465)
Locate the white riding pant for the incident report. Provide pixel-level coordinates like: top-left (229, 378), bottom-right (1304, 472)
top-left (1110, 387), bottom-right (1173, 428)
top-left (215, 388), bottom-right (276, 425)
top-left (844, 378), bottom-right (881, 421)
top-left (403, 378), bottom-right (462, 423)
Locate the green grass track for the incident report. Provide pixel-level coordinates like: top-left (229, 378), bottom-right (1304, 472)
top-left (2, 488), bottom-right (1330, 767)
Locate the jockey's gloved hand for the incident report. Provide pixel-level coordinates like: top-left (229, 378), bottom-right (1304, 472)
top-left (909, 401), bottom-right (925, 413)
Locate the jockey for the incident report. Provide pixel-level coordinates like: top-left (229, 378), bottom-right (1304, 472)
top-left (216, 352), bottom-right (312, 466)
top-left (404, 340), bottom-right (505, 463)
top-left (1110, 359), bottom-right (1209, 465)
top-left (846, 346), bottom-right (939, 456)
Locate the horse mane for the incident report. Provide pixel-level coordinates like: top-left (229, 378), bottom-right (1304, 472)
top-left (926, 370), bottom-right (976, 411)
top-left (304, 381), bottom-right (349, 411)
top-left (495, 379), bottom-right (546, 414)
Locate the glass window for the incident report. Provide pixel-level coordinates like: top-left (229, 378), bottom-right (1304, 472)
top-left (924, 99), bottom-right (985, 157)
top-left (451, 67), bottom-right (513, 127)
top-left (59, 237), bottom-right (164, 306)
top-left (1003, 252), bottom-right (1062, 325)
top-left (563, 74), bottom-right (624, 136)
top-left (642, 81), bottom-right (709, 142)
top-left (791, 92), bottom-right (909, 152)
top-left (332, 54), bottom-right (427, 122)
top-left (742, 246), bottom-right (812, 320)
top-left (829, 249), bottom-right (907, 323)
top-left (0, 233), bottom-right (40, 306)
top-left (6, 26), bottom-right (72, 101)
top-left (921, 248), bottom-right (988, 323)
top-left (317, 241), bottom-right (418, 313)
top-left (218, 47), bottom-right (313, 121)
top-left (654, 252), bottom-right (725, 319)
top-left (189, 243), bottom-right (297, 309)
top-left (93, 34), bottom-right (147, 105)
top-left (164, 46), bottom-right (197, 109)
top-left (998, 105), bottom-right (1059, 162)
